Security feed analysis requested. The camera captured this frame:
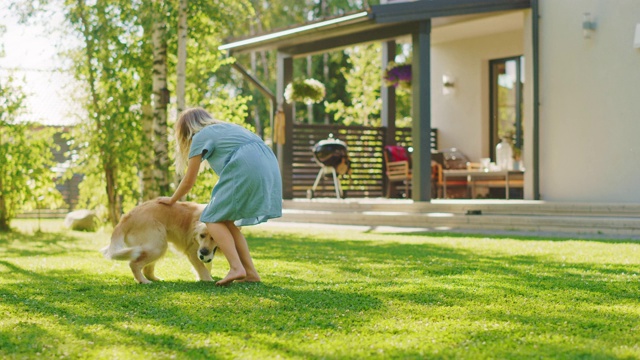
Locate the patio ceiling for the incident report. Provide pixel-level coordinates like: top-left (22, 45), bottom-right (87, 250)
top-left (219, 0), bottom-right (531, 57)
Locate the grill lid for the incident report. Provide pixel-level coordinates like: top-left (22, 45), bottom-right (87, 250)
top-left (312, 137), bottom-right (349, 173)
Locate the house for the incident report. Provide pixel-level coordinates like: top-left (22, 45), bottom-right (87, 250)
top-left (219, 0), bottom-right (640, 204)
top-left (51, 126), bottom-right (82, 210)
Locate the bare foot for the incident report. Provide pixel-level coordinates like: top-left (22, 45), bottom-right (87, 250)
top-left (216, 269), bottom-right (246, 286)
top-left (236, 270), bottom-right (261, 283)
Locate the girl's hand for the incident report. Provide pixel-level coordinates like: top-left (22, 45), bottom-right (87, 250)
top-left (157, 197), bottom-right (175, 205)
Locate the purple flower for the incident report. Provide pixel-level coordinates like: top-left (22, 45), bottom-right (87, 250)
top-left (384, 63), bottom-right (411, 88)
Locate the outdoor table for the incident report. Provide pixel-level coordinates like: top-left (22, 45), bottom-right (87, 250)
top-left (442, 169), bottom-right (524, 199)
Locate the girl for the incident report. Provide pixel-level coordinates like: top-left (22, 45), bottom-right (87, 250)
top-left (158, 107), bottom-right (282, 285)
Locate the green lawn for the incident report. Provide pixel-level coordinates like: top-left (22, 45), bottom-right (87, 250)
top-left (1, 219), bottom-right (639, 359)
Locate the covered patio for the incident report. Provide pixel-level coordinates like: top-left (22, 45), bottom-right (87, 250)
top-left (219, 0), bottom-right (538, 202)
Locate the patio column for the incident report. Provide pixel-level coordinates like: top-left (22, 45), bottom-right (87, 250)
top-left (276, 52), bottom-right (294, 199)
top-left (411, 20), bottom-right (432, 202)
top-left (381, 40), bottom-right (396, 146)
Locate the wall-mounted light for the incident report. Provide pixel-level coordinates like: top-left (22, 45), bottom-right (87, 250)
top-left (582, 12), bottom-right (596, 39)
top-left (634, 24), bottom-right (640, 49)
top-left (442, 74), bottom-right (455, 95)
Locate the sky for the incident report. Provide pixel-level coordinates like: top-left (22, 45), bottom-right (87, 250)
top-left (0, 4), bottom-right (78, 126)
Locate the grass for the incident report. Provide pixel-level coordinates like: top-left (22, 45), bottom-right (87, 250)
top-left (1, 219), bottom-right (639, 359)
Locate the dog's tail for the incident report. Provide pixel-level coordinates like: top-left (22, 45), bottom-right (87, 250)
top-left (101, 226), bottom-right (142, 261)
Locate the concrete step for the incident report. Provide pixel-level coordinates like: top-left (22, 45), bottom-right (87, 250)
top-left (284, 199), bottom-right (640, 217)
top-left (278, 199), bottom-right (640, 238)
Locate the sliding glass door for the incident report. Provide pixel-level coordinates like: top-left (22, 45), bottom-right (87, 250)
top-left (490, 56), bottom-right (524, 161)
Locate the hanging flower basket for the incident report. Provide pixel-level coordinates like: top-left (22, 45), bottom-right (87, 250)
top-left (383, 62), bottom-right (411, 90)
top-left (284, 78), bottom-right (326, 105)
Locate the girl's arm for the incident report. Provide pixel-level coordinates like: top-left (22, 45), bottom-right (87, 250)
top-left (157, 156), bottom-right (201, 205)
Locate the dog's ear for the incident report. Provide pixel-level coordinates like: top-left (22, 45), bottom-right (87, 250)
top-left (193, 222), bottom-right (207, 239)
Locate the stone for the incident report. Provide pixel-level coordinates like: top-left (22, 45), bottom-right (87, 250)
top-left (64, 210), bottom-right (97, 231)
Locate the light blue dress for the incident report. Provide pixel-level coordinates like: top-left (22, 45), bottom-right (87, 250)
top-left (189, 123), bottom-right (282, 226)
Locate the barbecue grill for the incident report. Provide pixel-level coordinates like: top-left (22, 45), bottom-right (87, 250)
top-left (307, 136), bottom-right (350, 199)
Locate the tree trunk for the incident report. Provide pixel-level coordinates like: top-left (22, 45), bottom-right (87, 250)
top-left (307, 55), bottom-right (313, 124)
top-left (321, 0), bottom-right (330, 124)
top-left (152, 2), bottom-right (170, 196)
top-left (254, 13), bottom-right (269, 79)
top-left (323, 53), bottom-right (329, 124)
top-left (104, 163), bottom-right (120, 226)
top-left (176, 0), bottom-right (187, 114)
top-left (140, 104), bottom-right (156, 200)
top-left (140, 6), bottom-right (156, 201)
top-left (250, 22), bottom-right (263, 137)
top-left (0, 125), bottom-right (7, 231)
top-left (174, 0), bottom-right (188, 198)
top-left (0, 175), bottom-right (8, 232)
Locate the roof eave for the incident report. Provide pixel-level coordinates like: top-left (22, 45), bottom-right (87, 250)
top-left (219, 11), bottom-right (371, 54)
top-left (371, 0), bottom-right (531, 23)
top-left (218, 0), bottom-right (532, 55)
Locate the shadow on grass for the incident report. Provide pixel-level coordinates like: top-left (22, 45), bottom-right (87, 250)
top-left (249, 231), bottom-right (640, 296)
top-left (0, 261), bottom-right (383, 358)
top-left (0, 230), bottom-right (86, 258)
top-left (1, 228), bottom-right (639, 358)
top-left (380, 229), bottom-right (640, 244)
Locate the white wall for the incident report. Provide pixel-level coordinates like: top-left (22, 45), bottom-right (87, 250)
top-left (539, 0), bottom-right (640, 202)
top-left (431, 29), bottom-right (524, 162)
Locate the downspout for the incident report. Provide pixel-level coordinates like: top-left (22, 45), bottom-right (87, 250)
top-left (532, 0), bottom-right (540, 199)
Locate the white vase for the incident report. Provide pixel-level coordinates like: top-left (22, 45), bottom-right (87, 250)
top-left (496, 138), bottom-right (513, 171)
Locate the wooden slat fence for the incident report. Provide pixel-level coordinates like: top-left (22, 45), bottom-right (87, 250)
top-left (290, 124), bottom-right (437, 198)
top-left (291, 124), bottom-right (385, 198)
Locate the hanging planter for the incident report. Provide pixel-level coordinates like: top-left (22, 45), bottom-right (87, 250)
top-left (284, 78), bottom-right (326, 105)
top-left (383, 62), bottom-right (411, 90)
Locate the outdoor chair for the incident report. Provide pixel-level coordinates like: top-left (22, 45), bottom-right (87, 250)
top-left (383, 145), bottom-right (412, 198)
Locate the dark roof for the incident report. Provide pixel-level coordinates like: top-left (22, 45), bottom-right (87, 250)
top-left (372, 0), bottom-right (530, 23)
top-left (219, 0), bottom-right (530, 56)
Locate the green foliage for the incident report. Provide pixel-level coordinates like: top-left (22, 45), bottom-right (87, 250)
top-left (171, 0), bottom-right (254, 110)
top-left (0, 75), bottom-right (63, 231)
top-left (9, 0), bottom-right (391, 219)
top-left (231, 1), bottom-right (375, 128)
top-left (59, 0), bottom-right (150, 222)
top-left (284, 78), bottom-right (326, 104)
top-left (325, 44), bottom-right (382, 126)
top-left (2, 219), bottom-right (640, 358)
top-left (54, 0), bottom-right (257, 218)
top-left (308, 52), bottom-right (350, 123)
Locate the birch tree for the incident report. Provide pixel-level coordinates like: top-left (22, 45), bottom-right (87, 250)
top-left (151, 0), bottom-right (170, 197)
top-left (176, 0), bottom-right (187, 114)
top-left (138, 1), bottom-right (156, 201)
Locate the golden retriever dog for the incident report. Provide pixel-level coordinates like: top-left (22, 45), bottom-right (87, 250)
top-left (101, 200), bottom-right (218, 284)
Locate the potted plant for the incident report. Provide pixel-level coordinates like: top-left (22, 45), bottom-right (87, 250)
top-left (284, 78), bottom-right (326, 104)
top-left (383, 62), bottom-right (411, 89)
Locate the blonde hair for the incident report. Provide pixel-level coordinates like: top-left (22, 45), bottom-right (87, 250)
top-left (174, 107), bottom-right (222, 174)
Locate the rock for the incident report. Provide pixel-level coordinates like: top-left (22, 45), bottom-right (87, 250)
top-left (64, 210), bottom-right (97, 231)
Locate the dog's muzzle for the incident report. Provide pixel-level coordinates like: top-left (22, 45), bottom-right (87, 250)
top-left (198, 246), bottom-right (217, 263)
